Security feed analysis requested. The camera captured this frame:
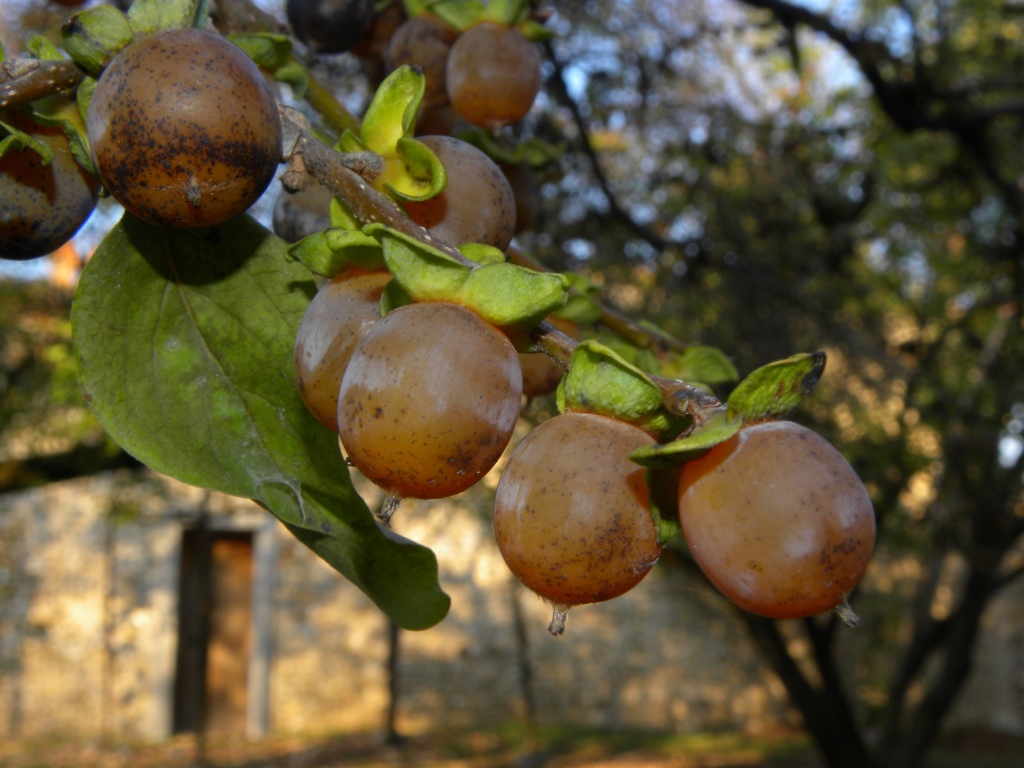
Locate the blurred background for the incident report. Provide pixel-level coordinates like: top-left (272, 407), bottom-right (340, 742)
top-left (1, 1), bottom-right (1023, 766)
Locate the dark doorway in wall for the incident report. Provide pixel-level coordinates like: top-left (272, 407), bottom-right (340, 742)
top-left (172, 527), bottom-right (254, 735)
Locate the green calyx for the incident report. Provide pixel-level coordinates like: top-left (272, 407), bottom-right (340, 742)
top-left (60, 0), bottom-right (210, 78)
top-left (628, 351), bottom-right (826, 470)
top-left (289, 229), bottom-right (387, 277)
top-left (127, 0), bottom-right (209, 35)
top-left (460, 130), bottom-right (563, 168)
top-left (402, 0), bottom-right (550, 38)
top-left (60, 5), bottom-right (134, 76)
top-left (556, 341), bottom-right (690, 441)
top-left (228, 33), bottom-right (308, 98)
top-left (630, 409), bottom-right (743, 470)
top-left (403, 1), bottom-right (483, 30)
top-left (366, 224), bottom-right (569, 331)
top-left (337, 66), bottom-right (445, 202)
top-left (659, 346), bottom-right (740, 389)
top-left (727, 351), bottom-right (826, 421)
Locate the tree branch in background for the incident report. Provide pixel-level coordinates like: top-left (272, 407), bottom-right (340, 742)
top-left (0, 442), bottom-right (140, 494)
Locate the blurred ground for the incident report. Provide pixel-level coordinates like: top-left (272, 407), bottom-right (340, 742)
top-left (1, 727), bottom-right (1022, 768)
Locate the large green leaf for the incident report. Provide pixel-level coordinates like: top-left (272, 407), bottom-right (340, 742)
top-left (72, 214), bottom-right (450, 630)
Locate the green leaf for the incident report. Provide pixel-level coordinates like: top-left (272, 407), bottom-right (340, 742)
top-left (288, 228), bottom-right (386, 277)
top-left (629, 409), bottom-right (742, 470)
top-left (227, 33), bottom-right (309, 98)
top-left (661, 346), bottom-right (739, 388)
top-left (518, 18), bottom-right (555, 42)
top-left (380, 277), bottom-right (413, 315)
top-left (0, 116), bottom-right (54, 165)
top-left (727, 352), bottom-right (826, 421)
top-left (556, 293), bottom-right (602, 325)
top-left (128, 0), bottom-right (208, 35)
top-left (459, 129), bottom-right (563, 167)
top-left (480, 0), bottom-right (528, 26)
top-left (20, 106), bottom-right (97, 176)
top-left (645, 468), bottom-right (681, 545)
top-left (72, 213), bottom-right (450, 630)
top-left (76, 75), bottom-right (98, 128)
top-left (27, 35), bottom-right (68, 62)
top-left (60, 5), bottom-right (134, 76)
top-left (425, 0), bottom-right (485, 30)
top-left (329, 196), bottom-right (361, 230)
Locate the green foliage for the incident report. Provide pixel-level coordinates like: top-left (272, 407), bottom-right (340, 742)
top-left (60, 4), bottom-right (134, 75)
top-left (369, 224), bottom-right (569, 329)
top-left (556, 341), bottom-right (688, 440)
top-left (727, 352), bottom-right (826, 422)
top-left (228, 32), bottom-right (308, 98)
top-left (71, 214), bottom-right (449, 630)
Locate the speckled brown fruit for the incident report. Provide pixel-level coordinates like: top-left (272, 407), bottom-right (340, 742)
top-left (338, 301), bottom-right (522, 499)
top-left (402, 135), bottom-right (516, 250)
top-left (493, 412), bottom-right (663, 618)
top-left (446, 22), bottom-right (541, 129)
top-left (678, 420), bottom-right (876, 619)
top-left (385, 14), bottom-right (457, 109)
top-left (87, 28), bottom-right (282, 229)
top-left (1, 110), bottom-right (99, 260)
top-left (294, 268), bottom-right (390, 433)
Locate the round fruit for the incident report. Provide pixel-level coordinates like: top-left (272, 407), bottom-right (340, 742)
top-left (677, 420), bottom-right (876, 619)
top-left (338, 301), bottom-right (522, 499)
top-left (446, 22), bottom-right (541, 129)
top-left (385, 14), bottom-right (457, 110)
top-left (0, 110), bottom-right (99, 260)
top-left (493, 412), bottom-right (663, 633)
top-left (287, 0), bottom-right (374, 54)
top-left (294, 268), bottom-right (390, 432)
top-left (87, 28), bottom-right (282, 229)
top-left (402, 135), bottom-right (516, 250)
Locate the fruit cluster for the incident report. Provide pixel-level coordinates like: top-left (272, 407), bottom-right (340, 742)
top-left (295, 265), bottom-right (877, 633)
top-left (2, 0), bottom-right (876, 637)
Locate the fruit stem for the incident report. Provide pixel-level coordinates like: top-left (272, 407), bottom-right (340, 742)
top-left (548, 604), bottom-right (570, 636)
top-left (377, 492), bottom-right (402, 528)
top-left (835, 597), bottom-right (860, 628)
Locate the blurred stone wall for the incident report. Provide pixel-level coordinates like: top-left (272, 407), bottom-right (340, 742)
top-left (0, 468), bottom-right (1020, 744)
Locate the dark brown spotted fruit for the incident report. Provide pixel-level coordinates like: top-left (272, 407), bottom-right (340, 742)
top-left (1, 109), bottom-right (99, 260)
top-left (87, 27), bottom-right (281, 229)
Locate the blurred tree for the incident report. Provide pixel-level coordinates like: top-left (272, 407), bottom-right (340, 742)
top-left (517, 2), bottom-right (1023, 767)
